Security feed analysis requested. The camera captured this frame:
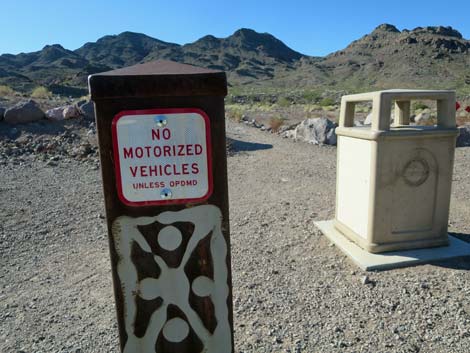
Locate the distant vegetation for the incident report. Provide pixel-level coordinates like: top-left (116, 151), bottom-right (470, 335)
top-left (226, 108), bottom-right (244, 122)
top-left (31, 86), bottom-right (52, 99)
top-left (412, 102), bottom-right (430, 111)
top-left (277, 97), bottom-right (291, 107)
top-left (302, 90), bottom-right (322, 103)
top-left (319, 98), bottom-right (335, 107)
top-left (0, 85), bottom-right (16, 96)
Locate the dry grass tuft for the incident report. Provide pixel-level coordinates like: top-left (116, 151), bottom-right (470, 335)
top-left (31, 86), bottom-right (52, 99)
top-left (0, 85), bottom-right (16, 96)
top-left (269, 117), bottom-right (285, 132)
top-left (226, 108), bottom-right (244, 122)
top-left (456, 115), bottom-right (470, 126)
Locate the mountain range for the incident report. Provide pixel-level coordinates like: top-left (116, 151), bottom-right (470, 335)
top-left (1, 24), bottom-right (469, 97)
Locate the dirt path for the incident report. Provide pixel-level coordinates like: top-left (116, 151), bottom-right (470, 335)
top-left (1, 121), bottom-right (469, 352)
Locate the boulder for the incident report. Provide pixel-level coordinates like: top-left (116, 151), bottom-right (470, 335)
top-left (414, 111), bottom-right (431, 124)
top-left (4, 100), bottom-right (44, 124)
top-left (78, 101), bottom-right (95, 121)
top-left (63, 105), bottom-right (80, 119)
top-left (278, 123), bottom-right (299, 134)
top-left (294, 117), bottom-right (337, 145)
top-left (281, 130), bottom-right (296, 139)
top-left (364, 113), bottom-right (394, 125)
top-left (364, 113), bottom-right (372, 125)
top-left (457, 125), bottom-right (470, 147)
top-left (46, 107), bottom-right (66, 121)
top-left (354, 120), bottom-right (363, 126)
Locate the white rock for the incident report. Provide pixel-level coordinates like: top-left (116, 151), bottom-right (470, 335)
top-left (281, 130), bottom-right (296, 139)
top-left (364, 113), bottom-right (394, 126)
top-left (62, 105), bottom-right (80, 119)
top-left (414, 111), bottom-right (431, 124)
top-left (354, 120), bottom-right (363, 126)
top-left (45, 107), bottom-right (66, 121)
top-left (294, 117), bottom-right (337, 145)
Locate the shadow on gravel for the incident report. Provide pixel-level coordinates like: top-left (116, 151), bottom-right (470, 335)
top-left (432, 232), bottom-right (470, 270)
top-left (449, 232), bottom-right (470, 243)
top-left (227, 137), bottom-right (273, 154)
top-left (433, 256), bottom-right (470, 270)
top-left (0, 119), bottom-right (90, 140)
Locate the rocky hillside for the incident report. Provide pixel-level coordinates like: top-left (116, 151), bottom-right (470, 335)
top-left (0, 29), bottom-right (304, 95)
top-left (322, 24), bottom-right (470, 91)
top-left (0, 24), bottom-right (469, 96)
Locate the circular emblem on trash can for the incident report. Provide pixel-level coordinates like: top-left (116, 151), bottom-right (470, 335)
top-left (402, 158), bottom-right (430, 187)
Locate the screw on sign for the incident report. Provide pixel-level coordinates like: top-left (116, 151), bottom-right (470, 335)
top-left (89, 60), bottom-right (234, 353)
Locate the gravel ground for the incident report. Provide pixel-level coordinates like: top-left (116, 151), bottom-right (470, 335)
top-left (1, 120), bottom-right (469, 353)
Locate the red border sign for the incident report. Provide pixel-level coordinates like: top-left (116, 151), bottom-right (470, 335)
top-left (111, 108), bottom-right (213, 207)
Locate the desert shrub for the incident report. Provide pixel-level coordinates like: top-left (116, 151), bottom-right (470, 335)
top-left (277, 97), bottom-right (291, 107)
top-left (255, 103), bottom-right (273, 112)
top-left (226, 108), bottom-right (243, 122)
top-left (302, 90), bottom-right (321, 103)
top-left (78, 94), bottom-right (91, 102)
top-left (31, 86), bottom-right (52, 99)
top-left (322, 105), bottom-right (336, 111)
top-left (319, 97), bottom-right (335, 107)
top-left (0, 85), bottom-right (15, 96)
top-left (355, 104), bottom-right (371, 113)
top-left (270, 117), bottom-right (285, 132)
top-left (304, 104), bottom-right (321, 112)
top-left (418, 116), bottom-right (438, 126)
top-left (456, 109), bottom-right (470, 126)
top-left (456, 115), bottom-right (470, 126)
top-left (412, 101), bottom-right (429, 111)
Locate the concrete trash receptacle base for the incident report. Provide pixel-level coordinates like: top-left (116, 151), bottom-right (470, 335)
top-left (335, 90), bottom-right (459, 253)
top-left (315, 220), bottom-right (470, 271)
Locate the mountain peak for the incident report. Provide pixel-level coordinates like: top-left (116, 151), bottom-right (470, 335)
top-left (231, 28), bottom-right (280, 43)
top-left (75, 31), bottom-right (179, 68)
top-left (228, 28), bottom-right (302, 62)
top-left (93, 31), bottom-right (154, 43)
top-left (42, 44), bottom-right (66, 51)
top-left (115, 31), bottom-right (154, 39)
top-left (373, 24), bottom-right (400, 33)
top-left (233, 28), bottom-right (259, 37)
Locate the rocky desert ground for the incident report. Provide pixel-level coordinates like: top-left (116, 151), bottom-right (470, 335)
top-left (1, 104), bottom-right (470, 353)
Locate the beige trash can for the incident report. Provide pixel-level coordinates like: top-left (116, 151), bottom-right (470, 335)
top-left (335, 90), bottom-right (459, 253)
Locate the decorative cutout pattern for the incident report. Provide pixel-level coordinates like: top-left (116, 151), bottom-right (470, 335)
top-left (111, 205), bottom-right (231, 353)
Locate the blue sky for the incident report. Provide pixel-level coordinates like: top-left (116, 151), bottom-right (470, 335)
top-left (2, 0), bottom-right (469, 56)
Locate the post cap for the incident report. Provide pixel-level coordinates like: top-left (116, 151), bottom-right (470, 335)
top-left (89, 60), bottom-right (227, 100)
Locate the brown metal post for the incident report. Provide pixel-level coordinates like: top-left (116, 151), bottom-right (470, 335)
top-left (88, 60), bottom-right (233, 353)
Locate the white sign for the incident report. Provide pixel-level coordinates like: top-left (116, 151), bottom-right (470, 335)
top-left (112, 108), bottom-right (212, 206)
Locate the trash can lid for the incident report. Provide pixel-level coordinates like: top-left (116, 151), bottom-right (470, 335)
top-left (89, 60), bottom-right (227, 100)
